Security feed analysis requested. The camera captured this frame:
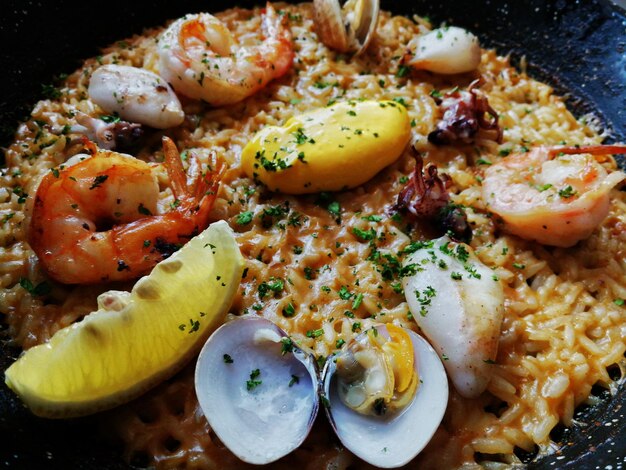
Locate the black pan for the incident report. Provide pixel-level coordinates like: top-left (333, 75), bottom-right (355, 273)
top-left (1, 0), bottom-right (625, 468)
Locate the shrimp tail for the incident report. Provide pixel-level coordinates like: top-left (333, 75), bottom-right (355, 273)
top-left (263, 3), bottom-right (284, 39)
top-left (161, 136), bottom-right (224, 225)
top-left (191, 153), bottom-right (224, 224)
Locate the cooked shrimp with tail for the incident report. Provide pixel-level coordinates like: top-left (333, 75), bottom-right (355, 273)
top-left (28, 137), bottom-right (222, 284)
top-left (482, 145), bottom-right (626, 247)
top-left (157, 3), bottom-right (294, 106)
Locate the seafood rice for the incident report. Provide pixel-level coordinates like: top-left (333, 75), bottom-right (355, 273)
top-left (1, 2), bottom-right (625, 468)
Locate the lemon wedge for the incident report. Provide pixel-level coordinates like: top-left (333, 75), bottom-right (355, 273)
top-left (5, 220), bottom-right (244, 418)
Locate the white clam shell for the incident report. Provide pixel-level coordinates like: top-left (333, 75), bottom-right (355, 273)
top-left (407, 26), bottom-right (481, 74)
top-left (195, 316), bottom-right (319, 465)
top-left (88, 64), bottom-right (184, 129)
top-left (322, 325), bottom-right (448, 468)
top-left (314, 0), bottom-right (380, 55)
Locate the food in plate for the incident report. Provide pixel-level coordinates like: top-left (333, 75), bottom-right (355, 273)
top-left (0, 1), bottom-right (625, 469)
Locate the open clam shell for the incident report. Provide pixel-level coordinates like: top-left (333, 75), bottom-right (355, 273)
top-left (321, 325), bottom-right (449, 468)
top-left (196, 318), bottom-right (448, 467)
top-left (195, 316), bottom-right (319, 465)
top-left (314, 0), bottom-right (380, 55)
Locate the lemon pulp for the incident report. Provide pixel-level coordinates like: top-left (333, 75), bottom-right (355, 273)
top-left (5, 220), bottom-right (244, 418)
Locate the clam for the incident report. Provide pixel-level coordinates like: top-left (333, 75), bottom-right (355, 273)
top-left (313, 0), bottom-right (380, 55)
top-left (195, 317), bottom-right (448, 467)
top-left (322, 324), bottom-right (448, 468)
top-left (194, 316), bottom-right (319, 465)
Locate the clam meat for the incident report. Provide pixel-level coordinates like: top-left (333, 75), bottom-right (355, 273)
top-left (323, 324), bottom-right (448, 468)
top-left (334, 324), bottom-right (418, 416)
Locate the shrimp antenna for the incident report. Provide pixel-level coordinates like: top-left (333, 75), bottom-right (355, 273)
top-left (547, 145), bottom-right (626, 160)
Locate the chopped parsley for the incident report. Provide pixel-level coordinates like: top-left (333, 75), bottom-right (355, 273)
top-left (258, 277), bottom-right (284, 298)
top-left (613, 298), bottom-right (624, 306)
top-left (400, 240), bottom-right (434, 255)
top-left (306, 328), bottom-right (324, 338)
top-left (137, 203), bottom-right (152, 216)
top-left (558, 185), bottom-right (577, 198)
top-left (282, 302), bottom-right (296, 317)
top-left (327, 201), bottom-right (341, 217)
top-left (2, 213), bottom-right (15, 224)
top-left (89, 174), bottom-right (108, 190)
top-left (281, 337), bottom-right (295, 355)
top-left (236, 211), bottom-right (253, 225)
top-left (246, 369), bottom-right (262, 391)
top-left (223, 354), bottom-right (234, 364)
top-left (338, 286), bottom-right (354, 300)
top-left (19, 278), bottom-right (51, 296)
top-left (352, 227), bottom-right (376, 241)
top-left (414, 286), bottom-right (437, 316)
top-left (100, 113), bottom-right (121, 123)
top-left (336, 339), bottom-right (346, 348)
top-left (289, 375), bottom-right (300, 387)
top-left (396, 64), bottom-right (410, 78)
top-left (392, 97), bottom-right (408, 108)
top-left (187, 318), bottom-right (200, 334)
top-left (293, 127), bottom-right (315, 145)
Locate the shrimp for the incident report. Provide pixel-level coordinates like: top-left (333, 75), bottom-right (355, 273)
top-left (157, 3), bottom-right (294, 106)
top-left (482, 145), bottom-right (626, 247)
top-left (28, 137), bottom-right (223, 284)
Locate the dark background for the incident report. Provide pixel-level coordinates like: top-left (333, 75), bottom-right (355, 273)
top-left (1, 0), bottom-right (625, 468)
